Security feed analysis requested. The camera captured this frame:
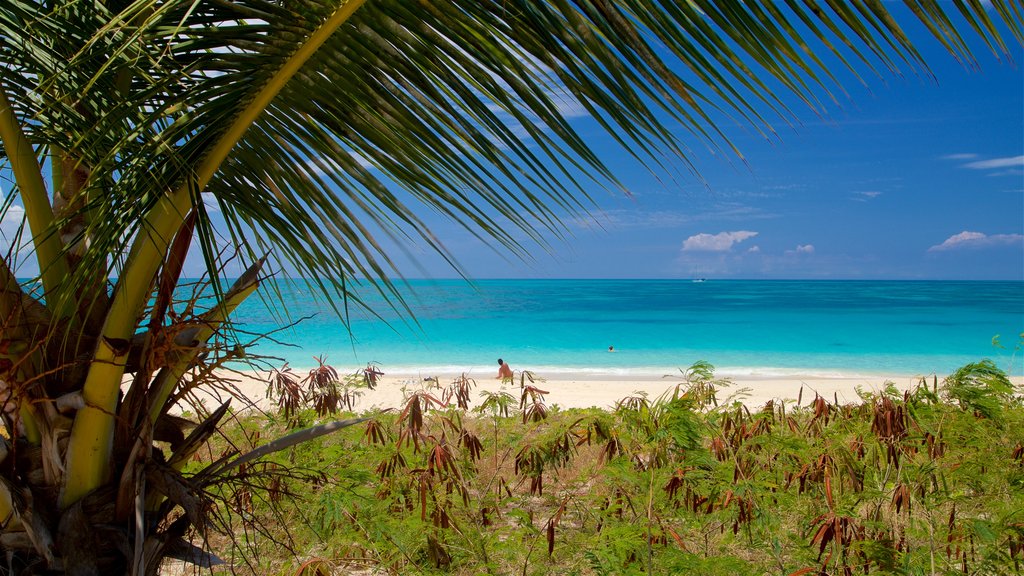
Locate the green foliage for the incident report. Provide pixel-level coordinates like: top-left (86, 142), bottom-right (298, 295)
top-left (942, 360), bottom-right (1017, 421)
top-left (203, 361), bottom-right (1024, 575)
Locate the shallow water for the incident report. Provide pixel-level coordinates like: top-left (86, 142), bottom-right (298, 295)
top-left (222, 279), bottom-right (1024, 377)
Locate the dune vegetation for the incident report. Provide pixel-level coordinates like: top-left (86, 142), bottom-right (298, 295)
top-left (181, 360), bottom-right (1024, 575)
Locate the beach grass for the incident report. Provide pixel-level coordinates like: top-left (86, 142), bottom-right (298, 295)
top-left (164, 361), bottom-right (1024, 575)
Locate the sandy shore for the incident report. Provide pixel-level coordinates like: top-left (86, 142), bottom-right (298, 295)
top-left (179, 367), bottom-right (1023, 415)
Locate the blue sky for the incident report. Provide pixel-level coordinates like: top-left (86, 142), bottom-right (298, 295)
top-left (2, 10), bottom-right (1022, 282)
top-left (403, 30), bottom-right (1023, 281)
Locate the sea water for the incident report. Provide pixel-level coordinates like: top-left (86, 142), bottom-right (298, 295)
top-left (224, 279), bottom-right (1024, 378)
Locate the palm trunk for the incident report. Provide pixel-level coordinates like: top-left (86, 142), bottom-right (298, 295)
top-left (0, 84), bottom-right (69, 314)
top-left (61, 0), bottom-right (368, 510)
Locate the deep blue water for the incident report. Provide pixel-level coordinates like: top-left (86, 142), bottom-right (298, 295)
top-left (223, 279), bottom-right (1024, 378)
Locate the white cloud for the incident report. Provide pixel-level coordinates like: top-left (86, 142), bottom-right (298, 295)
top-left (574, 203), bottom-right (777, 231)
top-left (747, 245), bottom-right (761, 253)
top-left (682, 230), bottom-right (758, 252)
top-left (474, 42), bottom-right (591, 140)
top-left (1, 205), bottom-right (25, 239)
top-left (928, 231), bottom-right (1024, 252)
top-left (548, 90), bottom-right (589, 119)
top-left (0, 205), bottom-right (38, 276)
top-left (853, 191), bottom-right (882, 202)
top-left (963, 156), bottom-right (1024, 170)
top-left (784, 243), bottom-right (815, 255)
top-left (985, 169), bottom-right (1024, 178)
top-left (2, 204), bottom-right (25, 224)
top-left (942, 154), bottom-right (1023, 178)
top-left (200, 192), bottom-right (221, 213)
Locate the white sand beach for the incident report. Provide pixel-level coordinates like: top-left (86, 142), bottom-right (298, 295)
top-left (178, 367), bottom-right (1023, 415)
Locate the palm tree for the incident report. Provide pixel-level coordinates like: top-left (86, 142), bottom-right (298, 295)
top-left (0, 1), bottom-right (1019, 573)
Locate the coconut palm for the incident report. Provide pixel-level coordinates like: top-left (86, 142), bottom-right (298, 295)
top-left (0, 0), bottom-right (1019, 573)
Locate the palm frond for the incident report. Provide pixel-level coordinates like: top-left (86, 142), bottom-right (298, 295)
top-left (4, 1), bottom-right (1019, 315)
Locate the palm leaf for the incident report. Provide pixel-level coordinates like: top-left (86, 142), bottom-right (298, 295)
top-left (3, 1), bottom-right (1019, 319)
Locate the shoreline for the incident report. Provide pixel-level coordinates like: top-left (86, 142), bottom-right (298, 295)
top-left (182, 367), bottom-right (1024, 415)
top-left (239, 358), bottom-right (998, 383)
top-left (370, 365), bottom-right (929, 381)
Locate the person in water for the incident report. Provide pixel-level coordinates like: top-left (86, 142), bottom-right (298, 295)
top-left (497, 358), bottom-right (513, 380)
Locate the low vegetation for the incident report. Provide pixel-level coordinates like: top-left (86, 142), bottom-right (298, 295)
top-left (180, 360), bottom-right (1024, 575)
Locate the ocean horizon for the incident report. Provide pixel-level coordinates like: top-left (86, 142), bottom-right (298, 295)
top-left (219, 279), bottom-right (1024, 378)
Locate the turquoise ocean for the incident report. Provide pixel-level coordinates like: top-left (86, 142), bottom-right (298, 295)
top-left (228, 280), bottom-right (1024, 378)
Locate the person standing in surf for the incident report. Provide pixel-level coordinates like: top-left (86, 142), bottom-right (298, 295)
top-left (497, 358), bottom-right (513, 380)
